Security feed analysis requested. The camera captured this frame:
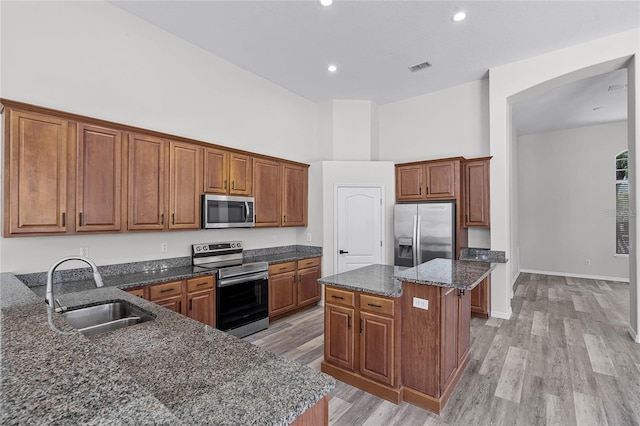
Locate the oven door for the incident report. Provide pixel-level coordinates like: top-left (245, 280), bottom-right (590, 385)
top-left (202, 194), bottom-right (255, 229)
top-left (216, 272), bottom-right (268, 332)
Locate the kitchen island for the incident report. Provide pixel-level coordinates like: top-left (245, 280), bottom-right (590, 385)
top-left (0, 272), bottom-right (334, 425)
top-left (318, 259), bottom-right (495, 414)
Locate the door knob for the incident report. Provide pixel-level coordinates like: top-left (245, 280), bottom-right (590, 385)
top-left (339, 250), bottom-right (349, 254)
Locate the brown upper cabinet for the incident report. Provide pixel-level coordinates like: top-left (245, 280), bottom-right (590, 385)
top-left (169, 141), bottom-right (202, 230)
top-left (203, 147), bottom-right (252, 196)
top-left (76, 124), bottom-right (123, 232)
top-left (282, 163), bottom-right (308, 227)
top-left (127, 133), bottom-right (167, 231)
top-left (253, 157), bottom-right (281, 227)
top-left (5, 109), bottom-right (69, 235)
top-left (2, 100), bottom-right (309, 236)
top-left (396, 159), bottom-right (460, 202)
top-left (463, 157), bottom-right (491, 227)
top-left (253, 159), bottom-right (309, 228)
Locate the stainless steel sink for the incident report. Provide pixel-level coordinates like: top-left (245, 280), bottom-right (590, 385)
top-left (61, 301), bottom-right (155, 336)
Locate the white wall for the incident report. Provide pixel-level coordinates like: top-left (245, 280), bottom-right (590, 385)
top-left (490, 28), bottom-right (639, 328)
top-left (312, 161), bottom-right (396, 277)
top-left (378, 79), bottom-right (490, 162)
top-left (518, 121), bottom-right (629, 281)
top-left (0, 1), bottom-right (319, 273)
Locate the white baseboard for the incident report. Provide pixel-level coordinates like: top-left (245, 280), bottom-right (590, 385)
top-left (491, 310), bottom-right (512, 320)
top-left (511, 270), bottom-right (521, 298)
top-left (519, 269), bottom-right (629, 283)
top-left (629, 326), bottom-right (640, 343)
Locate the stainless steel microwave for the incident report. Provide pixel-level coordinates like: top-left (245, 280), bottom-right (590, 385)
top-left (201, 194), bottom-right (255, 229)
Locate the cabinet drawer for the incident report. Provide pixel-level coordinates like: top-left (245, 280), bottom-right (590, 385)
top-left (326, 286), bottom-right (355, 307)
top-left (269, 261), bottom-right (296, 275)
top-left (360, 294), bottom-right (395, 317)
top-left (297, 257), bottom-right (320, 269)
top-left (187, 275), bottom-right (215, 293)
top-left (149, 280), bottom-right (183, 301)
top-left (125, 287), bottom-right (146, 299)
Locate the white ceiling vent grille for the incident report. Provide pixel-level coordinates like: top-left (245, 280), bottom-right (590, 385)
top-left (409, 61), bottom-right (432, 72)
top-left (608, 84), bottom-right (628, 92)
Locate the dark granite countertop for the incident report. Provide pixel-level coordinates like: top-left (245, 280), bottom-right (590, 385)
top-left (319, 259), bottom-right (495, 297)
top-left (459, 248), bottom-right (508, 263)
top-left (318, 264), bottom-right (406, 297)
top-left (394, 258), bottom-right (496, 290)
top-left (1, 272), bottom-right (334, 425)
top-left (22, 245), bottom-right (323, 299)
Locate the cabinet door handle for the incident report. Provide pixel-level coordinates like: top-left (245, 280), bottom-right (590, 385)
top-left (79, 212), bottom-right (84, 226)
top-left (61, 212), bottom-right (66, 227)
top-left (224, 180), bottom-right (227, 190)
top-left (347, 315), bottom-right (351, 330)
top-left (232, 180), bottom-right (235, 190)
top-left (171, 213), bottom-right (175, 224)
top-left (161, 213), bottom-right (164, 225)
top-left (360, 318), bottom-right (363, 333)
top-left (178, 301), bottom-right (181, 312)
top-left (367, 303), bottom-right (383, 308)
top-left (339, 250), bottom-right (349, 254)
top-left (283, 215), bottom-right (287, 223)
top-left (426, 186), bottom-right (429, 194)
top-left (331, 295), bottom-right (344, 300)
top-left (419, 186), bottom-right (422, 195)
top-left (189, 299), bottom-right (193, 311)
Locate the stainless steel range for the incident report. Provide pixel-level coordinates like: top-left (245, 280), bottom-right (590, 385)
top-left (192, 241), bottom-right (269, 338)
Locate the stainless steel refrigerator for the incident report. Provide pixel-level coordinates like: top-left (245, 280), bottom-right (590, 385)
top-left (394, 201), bottom-right (455, 267)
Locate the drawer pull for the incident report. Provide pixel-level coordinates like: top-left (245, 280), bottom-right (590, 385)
top-left (196, 282), bottom-right (208, 287)
top-left (160, 288), bottom-right (175, 293)
top-left (367, 303), bottom-right (383, 308)
top-left (331, 295), bottom-right (344, 300)
top-left (279, 267), bottom-right (287, 271)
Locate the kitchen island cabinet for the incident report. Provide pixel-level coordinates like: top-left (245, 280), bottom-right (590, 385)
top-left (1, 273), bottom-right (334, 425)
top-left (319, 259), bottom-right (494, 414)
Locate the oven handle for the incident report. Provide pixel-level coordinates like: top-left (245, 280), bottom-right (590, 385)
top-left (218, 271), bottom-right (269, 287)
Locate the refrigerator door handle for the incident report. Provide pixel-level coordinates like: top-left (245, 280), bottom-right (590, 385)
top-left (416, 215), bottom-right (422, 265)
top-left (412, 215), bottom-right (419, 266)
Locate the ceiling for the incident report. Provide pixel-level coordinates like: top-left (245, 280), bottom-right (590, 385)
top-left (111, 0), bottom-right (639, 132)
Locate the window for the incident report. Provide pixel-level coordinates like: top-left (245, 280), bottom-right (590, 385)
top-left (616, 150), bottom-right (629, 255)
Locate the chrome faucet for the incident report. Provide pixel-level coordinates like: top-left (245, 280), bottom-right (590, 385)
top-left (46, 256), bottom-right (104, 312)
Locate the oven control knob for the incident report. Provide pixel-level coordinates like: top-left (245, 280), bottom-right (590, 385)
top-left (196, 246), bottom-right (201, 252)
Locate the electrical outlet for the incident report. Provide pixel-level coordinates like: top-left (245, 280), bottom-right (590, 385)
top-left (306, 233), bottom-right (312, 242)
top-left (585, 259), bottom-right (591, 265)
top-left (160, 243), bottom-right (168, 253)
top-left (413, 297), bottom-right (429, 310)
top-left (80, 247), bottom-right (89, 257)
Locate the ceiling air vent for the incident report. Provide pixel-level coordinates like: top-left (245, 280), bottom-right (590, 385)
top-left (409, 61), bottom-right (432, 72)
top-left (608, 84), bottom-right (628, 92)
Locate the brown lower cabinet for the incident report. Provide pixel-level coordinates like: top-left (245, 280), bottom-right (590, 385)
top-left (125, 275), bottom-right (215, 327)
top-left (470, 275), bottom-right (491, 319)
top-left (269, 257), bottom-right (321, 321)
top-left (322, 286), bottom-right (401, 404)
top-left (322, 280), bottom-right (472, 414)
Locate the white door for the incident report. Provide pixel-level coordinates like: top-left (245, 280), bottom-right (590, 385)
top-left (336, 186), bottom-right (384, 273)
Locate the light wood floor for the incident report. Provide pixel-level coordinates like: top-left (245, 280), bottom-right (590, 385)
top-left (245, 274), bottom-right (640, 425)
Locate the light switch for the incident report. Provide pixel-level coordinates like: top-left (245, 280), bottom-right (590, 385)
top-left (413, 297), bottom-right (429, 310)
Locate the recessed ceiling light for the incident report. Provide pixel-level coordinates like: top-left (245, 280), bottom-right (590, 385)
top-left (320, 0), bottom-right (333, 6)
top-left (452, 11), bottom-right (467, 22)
top-left (328, 65), bottom-right (337, 73)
